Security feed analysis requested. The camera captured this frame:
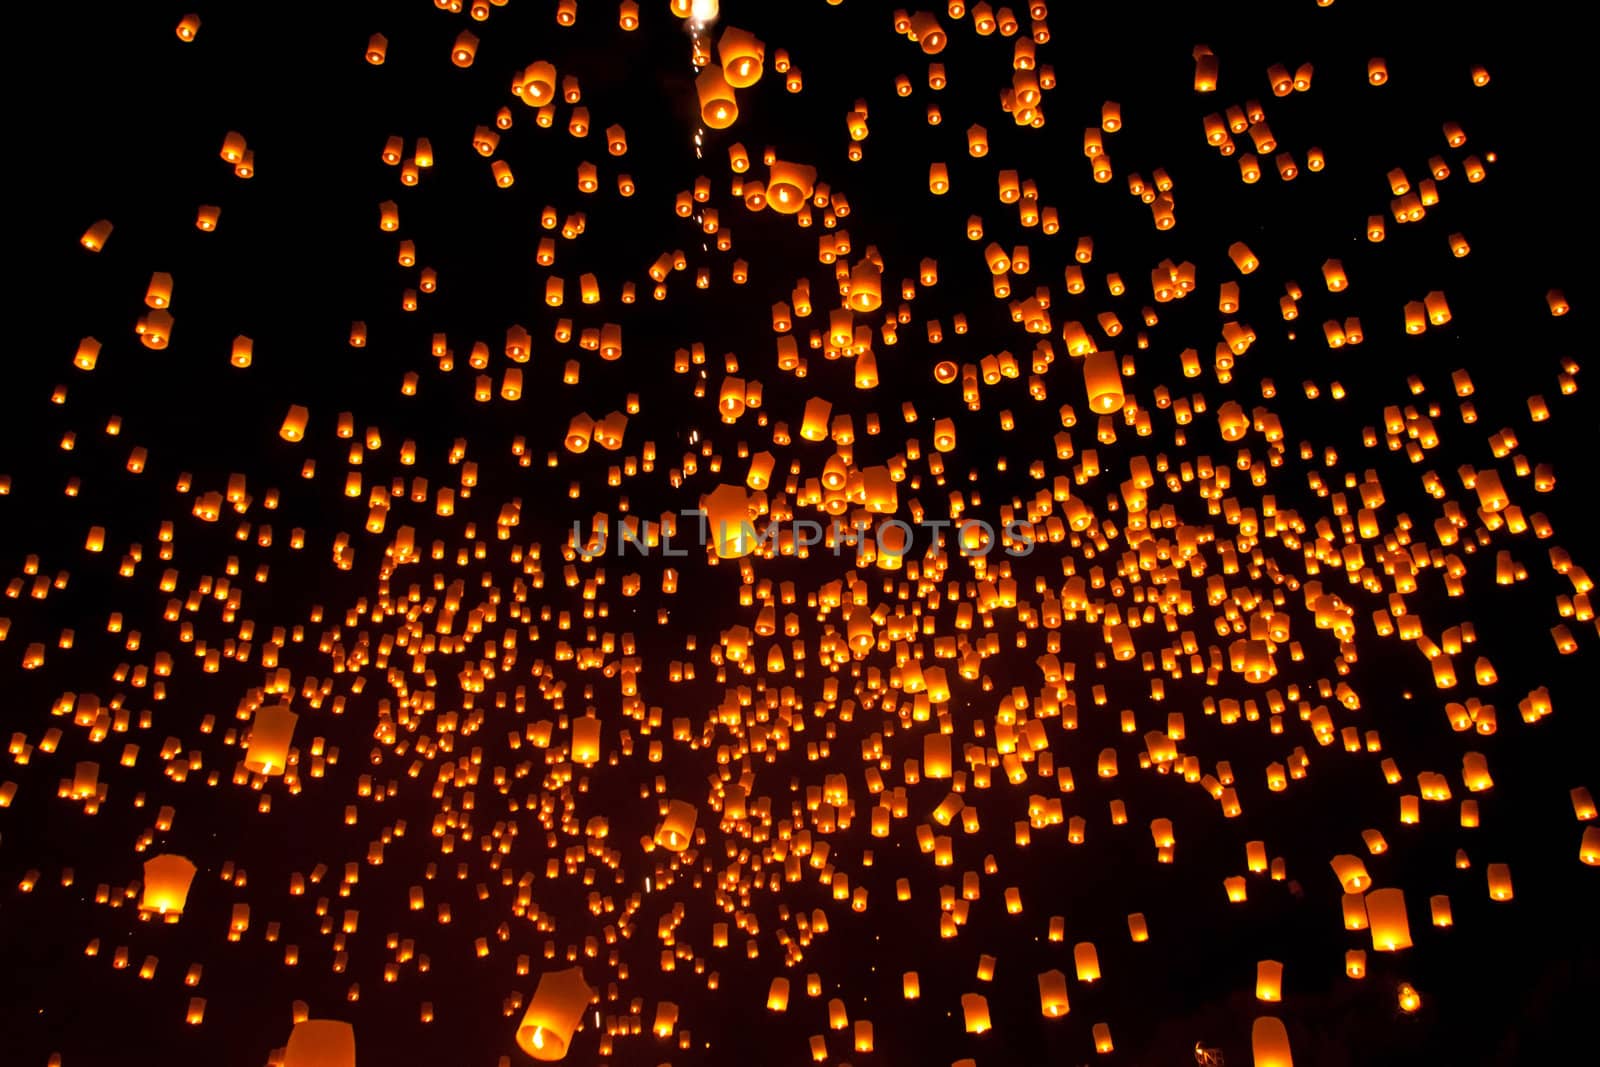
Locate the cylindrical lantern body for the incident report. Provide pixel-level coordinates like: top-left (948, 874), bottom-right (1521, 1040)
top-left (141, 854), bottom-right (198, 917)
top-left (284, 1020), bottom-right (356, 1067)
top-left (655, 800), bottom-right (698, 851)
top-left (1366, 887), bottom-right (1412, 950)
top-left (1251, 1015), bottom-right (1293, 1067)
top-left (245, 705), bottom-right (298, 776)
top-left (516, 967), bottom-right (594, 1060)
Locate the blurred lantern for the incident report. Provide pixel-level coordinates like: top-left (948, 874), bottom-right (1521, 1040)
top-left (1251, 1016), bottom-right (1292, 1066)
top-left (284, 1020), bottom-right (356, 1067)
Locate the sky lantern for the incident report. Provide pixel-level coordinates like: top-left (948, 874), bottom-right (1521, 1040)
top-left (909, 13), bottom-right (947, 53)
top-left (1038, 969), bottom-right (1070, 1016)
top-left (1366, 888), bottom-right (1413, 951)
top-left (702, 483), bottom-right (756, 557)
top-left (1252, 1016), bottom-right (1293, 1066)
top-left (655, 800), bottom-right (698, 851)
top-left (80, 220), bottom-right (113, 252)
top-left (572, 716), bottom-right (601, 765)
top-left (960, 992), bottom-right (990, 1033)
top-left (1083, 351), bottom-right (1123, 413)
top-left (284, 1020), bottom-right (356, 1067)
top-left (517, 967), bottom-right (594, 1060)
top-left (696, 66), bottom-right (738, 129)
top-left (1256, 960), bottom-right (1283, 1002)
top-left (520, 61), bottom-right (557, 106)
top-left (243, 705), bottom-right (297, 776)
top-left (1073, 941), bottom-right (1101, 982)
top-left (717, 27), bottom-right (764, 87)
top-left (140, 855), bottom-right (198, 919)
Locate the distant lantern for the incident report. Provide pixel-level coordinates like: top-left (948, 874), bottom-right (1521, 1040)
top-left (516, 967), bottom-right (594, 1060)
top-left (1397, 982), bottom-right (1421, 1013)
top-left (284, 1020), bottom-right (356, 1067)
top-left (243, 705), bottom-right (298, 776)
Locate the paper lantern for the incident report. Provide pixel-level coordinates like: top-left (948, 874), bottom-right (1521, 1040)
top-left (1366, 888), bottom-right (1412, 950)
top-left (141, 854), bottom-right (197, 918)
top-left (960, 992), bottom-right (990, 1033)
top-left (572, 717), bottom-right (601, 765)
top-left (769, 161), bottom-right (816, 213)
top-left (1083, 351), bottom-right (1123, 413)
top-left (284, 1020), bottom-right (356, 1067)
top-left (655, 800), bottom-right (698, 851)
top-left (244, 705), bottom-right (298, 776)
top-left (1037, 969), bottom-right (1070, 1016)
top-left (521, 62), bottom-right (558, 106)
top-left (1073, 941), bottom-right (1100, 982)
top-left (909, 12), bottom-right (946, 53)
top-left (1255, 960), bottom-right (1283, 1002)
top-left (1329, 855), bottom-right (1370, 893)
top-left (702, 484), bottom-right (756, 558)
top-left (696, 66), bottom-right (738, 129)
top-left (1580, 827), bottom-right (1600, 866)
top-left (516, 967), bottom-right (594, 1060)
top-left (1251, 1016), bottom-right (1292, 1066)
top-left (717, 27), bottom-right (764, 87)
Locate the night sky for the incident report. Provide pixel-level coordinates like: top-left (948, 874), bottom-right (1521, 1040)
top-left (5, 2), bottom-right (1597, 1065)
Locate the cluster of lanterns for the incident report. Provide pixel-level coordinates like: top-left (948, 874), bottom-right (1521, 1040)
top-left (9, 2), bottom-right (1592, 1066)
